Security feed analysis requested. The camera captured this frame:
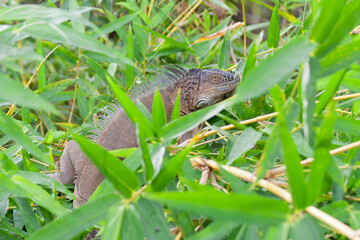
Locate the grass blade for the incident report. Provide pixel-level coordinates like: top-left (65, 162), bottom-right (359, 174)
top-left (267, 1), bottom-right (280, 48)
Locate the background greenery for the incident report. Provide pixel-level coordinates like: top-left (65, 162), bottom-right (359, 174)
top-left (1, 0), bottom-right (360, 239)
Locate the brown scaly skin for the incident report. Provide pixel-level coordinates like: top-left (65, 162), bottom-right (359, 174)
top-left (49, 66), bottom-right (240, 207)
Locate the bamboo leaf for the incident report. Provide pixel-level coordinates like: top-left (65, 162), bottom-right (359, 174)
top-left (307, 101), bottom-right (335, 205)
top-left (313, 0), bottom-right (360, 58)
top-left (243, 41), bottom-right (256, 78)
top-left (151, 145), bottom-right (192, 192)
top-left (315, 69), bottom-right (346, 114)
top-left (147, 191), bottom-right (289, 224)
top-left (310, 0), bottom-right (346, 44)
top-left (126, 25), bottom-right (135, 88)
top-left (134, 198), bottom-right (172, 239)
top-left (267, 1), bottom-right (280, 48)
top-left (136, 123), bottom-right (154, 183)
top-left (278, 100), bottom-right (307, 210)
top-left (152, 90), bottom-right (167, 133)
top-left (320, 39), bottom-right (360, 77)
top-left (0, 111), bottom-right (49, 164)
top-left (218, 29), bottom-right (230, 70)
top-left (0, 75), bottom-right (58, 114)
top-left (27, 194), bottom-right (121, 240)
top-left (235, 37), bottom-right (317, 101)
top-left (227, 127), bottom-right (262, 164)
top-left (11, 175), bottom-right (68, 217)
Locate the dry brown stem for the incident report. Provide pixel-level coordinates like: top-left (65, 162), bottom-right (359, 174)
top-left (267, 140), bottom-right (360, 177)
top-left (190, 158), bottom-right (360, 240)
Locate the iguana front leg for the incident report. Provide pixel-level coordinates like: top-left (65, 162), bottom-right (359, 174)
top-left (48, 140), bottom-right (80, 185)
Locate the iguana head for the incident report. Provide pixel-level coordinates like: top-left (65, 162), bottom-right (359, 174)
top-left (162, 66), bottom-right (240, 113)
top-left (190, 68), bottom-right (240, 110)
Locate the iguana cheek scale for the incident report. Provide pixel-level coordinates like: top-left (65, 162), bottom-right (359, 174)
top-left (49, 66), bottom-right (240, 207)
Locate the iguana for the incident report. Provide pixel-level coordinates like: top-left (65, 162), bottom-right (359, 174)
top-left (49, 66), bottom-right (240, 207)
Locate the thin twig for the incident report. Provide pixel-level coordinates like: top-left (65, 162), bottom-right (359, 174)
top-left (241, 0), bottom-right (247, 57)
top-left (266, 140), bottom-right (360, 177)
top-left (147, 0), bottom-right (155, 17)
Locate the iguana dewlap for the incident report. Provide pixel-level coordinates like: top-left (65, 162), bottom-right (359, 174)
top-left (49, 66), bottom-right (240, 207)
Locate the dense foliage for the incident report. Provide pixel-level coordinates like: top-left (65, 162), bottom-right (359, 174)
top-left (1, 0), bottom-right (360, 239)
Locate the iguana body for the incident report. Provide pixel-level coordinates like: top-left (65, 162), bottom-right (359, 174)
top-left (49, 66), bottom-right (240, 207)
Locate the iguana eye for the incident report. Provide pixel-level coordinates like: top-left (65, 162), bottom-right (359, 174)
top-left (211, 74), bottom-right (222, 83)
top-left (195, 100), bottom-right (209, 109)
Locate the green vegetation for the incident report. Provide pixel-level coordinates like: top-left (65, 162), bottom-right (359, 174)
top-left (1, 0), bottom-right (360, 239)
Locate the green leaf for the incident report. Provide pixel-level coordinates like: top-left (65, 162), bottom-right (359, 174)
top-left (187, 220), bottom-right (240, 240)
top-left (227, 127), bottom-right (262, 164)
top-left (107, 76), bottom-right (154, 138)
top-left (313, 0), bottom-right (360, 58)
top-left (11, 175), bottom-right (68, 217)
top-left (42, 41), bottom-right (78, 64)
top-left (151, 2), bottom-right (175, 28)
top-left (8, 171), bottom-right (74, 197)
top-left (301, 58), bottom-right (320, 145)
top-left (0, 75), bottom-right (58, 114)
top-left (136, 123), bottom-right (154, 182)
top-left (120, 205), bottom-right (144, 240)
top-left (0, 172), bottom-right (27, 197)
top-left (278, 100), bottom-right (307, 210)
top-left (243, 41), bottom-right (257, 78)
top-left (14, 197), bottom-right (41, 234)
top-left (0, 111), bottom-right (49, 164)
top-left (73, 135), bottom-right (140, 198)
top-left (307, 101), bottom-right (335, 205)
top-left (235, 37), bottom-right (317, 101)
top-left (320, 38), bottom-right (360, 76)
top-left (27, 194), bottom-right (121, 240)
top-left (170, 89), bottom-right (181, 121)
top-left (257, 99), bottom-right (299, 179)
top-left (310, 0), bottom-right (346, 44)
top-left (290, 216), bottom-right (322, 240)
top-left (37, 79), bottom-right (75, 99)
top-left (147, 191), bottom-right (289, 225)
top-left (334, 117), bottom-right (360, 136)
top-left (102, 204), bottom-right (125, 240)
top-left (36, 39), bottom-right (46, 89)
top-left (151, 145), bottom-right (192, 192)
top-left (152, 90), bottom-right (167, 133)
top-left (218, 29), bottom-right (231, 70)
top-left (0, 152), bottom-right (19, 171)
top-left (126, 24), bottom-right (135, 88)
top-left (315, 69), bottom-right (346, 114)
top-left (267, 1), bottom-right (280, 48)
top-left (92, 11), bottom-right (140, 39)
top-left (134, 198), bottom-right (172, 239)
top-left (161, 100), bottom-right (231, 142)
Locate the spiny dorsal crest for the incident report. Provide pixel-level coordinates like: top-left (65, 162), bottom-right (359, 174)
top-left (89, 65), bottom-right (189, 143)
